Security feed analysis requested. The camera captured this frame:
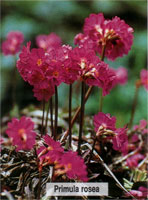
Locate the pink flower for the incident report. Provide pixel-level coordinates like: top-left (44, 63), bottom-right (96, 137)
top-left (93, 112), bottom-right (116, 134)
top-left (70, 46), bottom-right (116, 94)
top-left (133, 120), bottom-right (147, 135)
top-left (33, 82), bottom-right (55, 102)
top-left (131, 134), bottom-right (139, 143)
top-left (2, 31), bottom-right (24, 55)
top-left (58, 151), bottom-right (88, 182)
top-left (83, 13), bottom-right (134, 60)
top-left (17, 42), bottom-right (31, 82)
top-left (114, 67), bottom-right (128, 85)
top-left (37, 135), bottom-right (64, 165)
top-left (126, 187), bottom-right (148, 199)
top-left (112, 127), bottom-right (128, 154)
top-left (46, 60), bottom-right (64, 86)
top-left (74, 33), bottom-right (95, 50)
top-left (6, 116), bottom-right (36, 151)
top-left (70, 47), bottom-right (100, 85)
top-left (126, 153), bottom-right (144, 168)
top-left (95, 64), bottom-right (116, 96)
top-left (36, 33), bottom-right (62, 52)
top-left (140, 69), bottom-right (148, 91)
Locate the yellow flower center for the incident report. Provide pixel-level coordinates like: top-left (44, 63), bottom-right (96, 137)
top-left (37, 59), bottom-right (42, 66)
top-left (18, 128), bottom-right (27, 142)
top-left (53, 71), bottom-right (59, 77)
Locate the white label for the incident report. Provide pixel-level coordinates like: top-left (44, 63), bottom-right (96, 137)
top-left (46, 182), bottom-right (108, 196)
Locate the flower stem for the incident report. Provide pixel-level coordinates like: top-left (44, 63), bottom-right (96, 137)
top-left (61, 85), bottom-right (93, 143)
top-left (99, 88), bottom-right (103, 112)
top-left (129, 86), bottom-right (139, 129)
top-left (54, 86), bottom-right (58, 140)
top-left (78, 81), bottom-right (86, 155)
top-left (88, 137), bottom-right (97, 164)
top-left (12, 56), bottom-right (17, 108)
top-left (45, 100), bottom-right (50, 134)
top-left (69, 84), bottom-right (72, 148)
top-left (37, 170), bottom-right (42, 200)
top-left (50, 97), bottom-right (54, 137)
top-left (100, 44), bottom-right (106, 61)
top-left (98, 45), bottom-right (106, 112)
top-left (41, 100), bottom-right (45, 136)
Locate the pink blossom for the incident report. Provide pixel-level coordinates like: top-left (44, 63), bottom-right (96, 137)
top-left (83, 13), bottom-right (134, 60)
top-left (37, 135), bottom-right (64, 165)
top-left (70, 47), bottom-right (100, 85)
top-left (133, 120), bottom-right (147, 135)
top-left (126, 186), bottom-right (148, 199)
top-left (46, 60), bottom-right (64, 86)
top-left (74, 33), bottom-right (95, 50)
top-left (93, 112), bottom-right (116, 134)
top-left (58, 151), bottom-right (88, 182)
top-left (53, 45), bottom-right (79, 84)
top-left (126, 153), bottom-right (145, 168)
top-left (69, 46), bottom-right (116, 95)
top-left (95, 64), bottom-right (116, 96)
top-left (6, 116), bottom-right (36, 151)
top-left (17, 42), bottom-right (31, 82)
top-left (36, 33), bottom-right (62, 53)
top-left (114, 67), bottom-right (128, 85)
top-left (112, 127), bottom-right (128, 154)
top-left (2, 31), bottom-right (24, 55)
top-left (140, 69), bottom-right (148, 91)
top-left (33, 82), bottom-right (55, 102)
top-left (131, 134), bottom-right (139, 143)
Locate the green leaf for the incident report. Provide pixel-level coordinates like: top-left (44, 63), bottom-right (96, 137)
top-left (123, 178), bottom-right (133, 190)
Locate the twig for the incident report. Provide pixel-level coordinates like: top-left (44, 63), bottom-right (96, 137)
top-left (129, 86), bottom-right (139, 128)
top-left (77, 81), bottom-right (85, 155)
top-left (61, 86), bottom-right (93, 143)
top-left (113, 136), bottom-right (143, 165)
top-left (12, 55), bottom-right (17, 108)
top-left (83, 143), bottom-right (137, 199)
top-left (69, 84), bottom-right (72, 148)
top-left (41, 100), bottom-right (45, 136)
top-left (138, 154), bottom-right (148, 169)
top-left (87, 137), bottom-right (97, 164)
top-left (54, 86), bottom-right (58, 140)
top-left (50, 97), bottom-right (54, 137)
top-left (45, 100), bottom-right (50, 134)
top-left (99, 88), bottom-right (103, 112)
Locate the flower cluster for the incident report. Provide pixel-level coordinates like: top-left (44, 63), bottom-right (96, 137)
top-left (2, 31), bottom-right (24, 55)
top-left (6, 116), bottom-right (36, 151)
top-left (93, 112), bottom-right (128, 154)
top-left (17, 37), bottom-right (119, 101)
top-left (37, 135), bottom-right (88, 182)
top-left (36, 33), bottom-right (62, 53)
top-left (75, 13), bottom-right (134, 61)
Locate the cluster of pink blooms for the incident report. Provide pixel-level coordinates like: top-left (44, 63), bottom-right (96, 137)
top-left (6, 116), bottom-right (36, 151)
top-left (2, 31), bottom-right (24, 55)
top-left (13, 13), bottom-right (134, 101)
top-left (5, 116), bottom-right (88, 181)
top-left (75, 13), bottom-right (134, 61)
top-left (93, 112), bottom-right (128, 154)
top-left (37, 135), bottom-right (88, 182)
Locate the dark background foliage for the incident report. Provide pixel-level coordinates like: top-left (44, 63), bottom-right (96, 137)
top-left (1, 0), bottom-right (147, 127)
